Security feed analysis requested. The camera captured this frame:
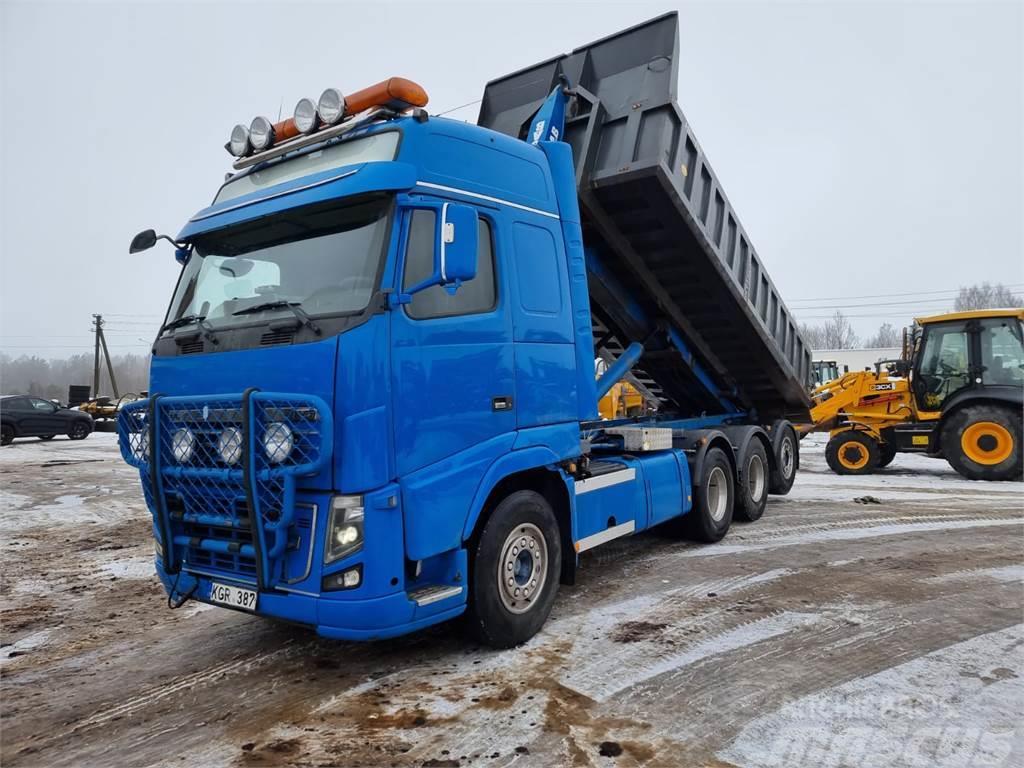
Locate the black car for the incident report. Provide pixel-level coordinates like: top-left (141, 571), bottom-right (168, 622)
top-left (1, 395), bottom-right (93, 445)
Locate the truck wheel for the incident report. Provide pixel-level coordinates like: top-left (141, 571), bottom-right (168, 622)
top-left (735, 441), bottom-right (769, 522)
top-left (877, 442), bottom-right (897, 468)
top-left (1, 424), bottom-right (13, 446)
top-left (68, 421), bottom-right (91, 441)
top-left (825, 432), bottom-right (878, 475)
top-left (941, 405), bottom-right (1022, 481)
top-left (467, 490), bottom-right (562, 648)
top-left (768, 423), bottom-right (798, 495)
top-left (685, 447), bottom-right (734, 542)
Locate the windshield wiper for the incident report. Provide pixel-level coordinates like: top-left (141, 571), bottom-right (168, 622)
top-left (232, 301), bottom-right (321, 335)
top-left (160, 314), bottom-right (219, 345)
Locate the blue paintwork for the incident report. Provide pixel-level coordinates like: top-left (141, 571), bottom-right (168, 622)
top-left (595, 342), bottom-right (644, 400)
top-left (120, 102), bottom-right (761, 642)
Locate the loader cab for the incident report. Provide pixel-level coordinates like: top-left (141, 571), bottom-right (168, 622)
top-left (912, 311), bottom-right (1024, 413)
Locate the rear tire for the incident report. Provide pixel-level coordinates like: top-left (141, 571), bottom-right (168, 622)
top-left (467, 490), bottom-right (562, 648)
top-left (826, 432), bottom-right (879, 475)
top-left (768, 423), bottom-right (798, 495)
top-left (941, 405), bottom-right (1022, 481)
top-left (1, 424), bottom-right (13, 446)
top-left (735, 441), bottom-right (769, 522)
top-left (685, 447), bottom-right (734, 542)
top-left (877, 442), bottom-right (897, 468)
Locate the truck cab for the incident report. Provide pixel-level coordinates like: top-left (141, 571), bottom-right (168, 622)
top-left (120, 15), bottom-right (810, 646)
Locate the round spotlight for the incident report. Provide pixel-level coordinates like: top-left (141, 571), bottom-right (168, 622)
top-left (293, 97), bottom-right (319, 134)
top-left (317, 88), bottom-right (346, 125)
top-left (262, 422), bottom-right (294, 464)
top-left (171, 428), bottom-right (196, 463)
top-left (249, 115), bottom-right (275, 151)
top-left (218, 426), bottom-right (243, 465)
top-left (228, 123), bottom-right (251, 157)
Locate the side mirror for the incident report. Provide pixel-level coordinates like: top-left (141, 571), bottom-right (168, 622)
top-left (437, 203), bottom-right (478, 284)
top-left (394, 204), bottom-right (479, 305)
top-left (129, 229), bottom-right (158, 253)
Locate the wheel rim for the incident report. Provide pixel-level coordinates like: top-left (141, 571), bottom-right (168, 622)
top-left (707, 466), bottom-right (729, 522)
top-left (838, 440), bottom-right (869, 470)
top-left (747, 454), bottom-right (766, 502)
top-left (497, 523), bottom-right (547, 615)
top-left (72, 423), bottom-right (87, 438)
top-left (780, 437), bottom-right (794, 478)
top-left (961, 421), bottom-right (1014, 466)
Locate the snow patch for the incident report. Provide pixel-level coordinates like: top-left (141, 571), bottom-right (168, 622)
top-left (719, 624), bottom-right (1024, 768)
top-left (98, 557), bottom-right (155, 580)
top-left (926, 565), bottom-right (1024, 585)
top-left (2, 628), bottom-right (55, 662)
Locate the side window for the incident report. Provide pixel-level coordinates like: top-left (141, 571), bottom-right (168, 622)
top-left (980, 318), bottom-right (1024, 386)
top-left (30, 398), bottom-right (55, 412)
top-left (403, 209), bottom-right (496, 320)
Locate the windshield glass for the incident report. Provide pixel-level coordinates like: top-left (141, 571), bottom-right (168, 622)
top-left (165, 195), bottom-right (391, 331)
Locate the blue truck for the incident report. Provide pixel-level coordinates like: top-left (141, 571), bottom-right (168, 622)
top-left (121, 13), bottom-right (812, 647)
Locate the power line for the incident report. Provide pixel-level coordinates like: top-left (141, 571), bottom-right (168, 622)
top-left (435, 99), bottom-right (482, 117)
top-left (789, 283), bottom-right (1024, 303)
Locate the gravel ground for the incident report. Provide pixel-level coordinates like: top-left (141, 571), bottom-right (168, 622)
top-left (1, 432), bottom-right (1022, 767)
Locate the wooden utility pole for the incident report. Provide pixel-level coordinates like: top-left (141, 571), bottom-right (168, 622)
top-left (92, 314), bottom-right (120, 398)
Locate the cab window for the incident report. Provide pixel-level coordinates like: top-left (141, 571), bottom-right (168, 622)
top-left (917, 322), bottom-right (970, 410)
top-left (980, 318), bottom-right (1024, 386)
top-left (403, 209), bottom-right (496, 320)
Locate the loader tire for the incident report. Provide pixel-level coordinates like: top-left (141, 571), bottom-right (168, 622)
top-left (941, 405), bottom-right (1022, 481)
top-left (877, 442), bottom-right (897, 468)
top-left (826, 432), bottom-right (879, 475)
top-left (735, 440), bottom-right (769, 522)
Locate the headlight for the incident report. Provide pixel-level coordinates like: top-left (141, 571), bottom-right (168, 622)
top-left (262, 422), bottom-right (293, 464)
top-left (171, 428), bottom-right (195, 463)
top-left (228, 123), bottom-right (250, 157)
top-left (317, 87), bottom-right (346, 125)
top-left (249, 115), bottom-right (274, 150)
top-left (218, 426), bottom-right (243, 465)
top-left (324, 495), bottom-right (364, 564)
top-left (131, 429), bottom-right (149, 462)
top-left (293, 97), bottom-right (319, 134)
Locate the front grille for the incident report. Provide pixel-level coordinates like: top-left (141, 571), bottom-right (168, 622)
top-left (180, 340), bottom-right (204, 355)
top-left (260, 330), bottom-right (294, 346)
top-left (117, 392), bottom-right (333, 587)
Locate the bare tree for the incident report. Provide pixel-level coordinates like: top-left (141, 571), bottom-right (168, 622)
top-left (0, 352), bottom-right (150, 402)
top-left (954, 282), bottom-right (1023, 311)
top-left (864, 322), bottom-right (901, 348)
top-left (799, 311), bottom-right (859, 350)
top-left (799, 322), bottom-right (827, 350)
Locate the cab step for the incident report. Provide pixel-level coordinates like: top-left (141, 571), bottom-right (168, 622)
top-left (408, 584), bottom-right (463, 606)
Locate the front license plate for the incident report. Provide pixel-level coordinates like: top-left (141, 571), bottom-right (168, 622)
top-left (209, 582), bottom-right (258, 612)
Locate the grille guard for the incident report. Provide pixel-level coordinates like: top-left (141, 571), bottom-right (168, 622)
top-left (118, 391), bottom-right (334, 590)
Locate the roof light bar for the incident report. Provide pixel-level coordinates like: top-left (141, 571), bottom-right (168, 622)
top-left (226, 77), bottom-right (428, 159)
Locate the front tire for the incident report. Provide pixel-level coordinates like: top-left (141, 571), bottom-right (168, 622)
top-left (1, 424), bottom-right (13, 446)
top-left (942, 405), bottom-right (1022, 481)
top-left (877, 442), bottom-right (897, 468)
top-left (68, 421), bottom-right (91, 441)
top-left (685, 447), bottom-right (734, 542)
top-left (467, 490), bottom-right (562, 648)
top-left (826, 432), bottom-right (879, 475)
top-left (735, 440), bottom-right (769, 522)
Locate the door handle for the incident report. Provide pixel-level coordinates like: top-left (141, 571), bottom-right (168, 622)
top-left (492, 396), bottom-right (513, 412)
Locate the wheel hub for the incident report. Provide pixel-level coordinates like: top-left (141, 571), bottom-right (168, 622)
top-left (961, 421), bottom-right (1013, 466)
top-left (497, 523), bottom-right (547, 615)
top-left (747, 454), bottom-right (766, 501)
top-left (839, 442), bottom-right (868, 469)
top-left (707, 466), bottom-right (729, 521)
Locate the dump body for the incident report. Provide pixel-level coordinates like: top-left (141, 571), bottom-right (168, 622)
top-left (479, 12), bottom-right (811, 422)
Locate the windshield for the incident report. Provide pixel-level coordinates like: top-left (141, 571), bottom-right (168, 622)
top-left (165, 195), bottom-right (391, 331)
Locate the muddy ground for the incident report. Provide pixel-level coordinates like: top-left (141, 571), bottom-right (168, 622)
top-left (1, 432), bottom-right (1022, 767)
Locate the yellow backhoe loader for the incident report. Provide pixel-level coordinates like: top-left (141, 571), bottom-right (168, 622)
top-left (800, 309), bottom-right (1023, 480)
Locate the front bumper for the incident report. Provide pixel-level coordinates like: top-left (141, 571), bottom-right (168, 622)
top-left (155, 560), bottom-right (466, 641)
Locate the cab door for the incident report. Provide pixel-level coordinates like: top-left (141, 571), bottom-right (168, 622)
top-left (913, 322), bottom-right (972, 412)
top-left (389, 205), bottom-right (515, 476)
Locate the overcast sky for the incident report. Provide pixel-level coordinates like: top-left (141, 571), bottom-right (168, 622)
top-left (1, 0), bottom-right (1021, 358)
